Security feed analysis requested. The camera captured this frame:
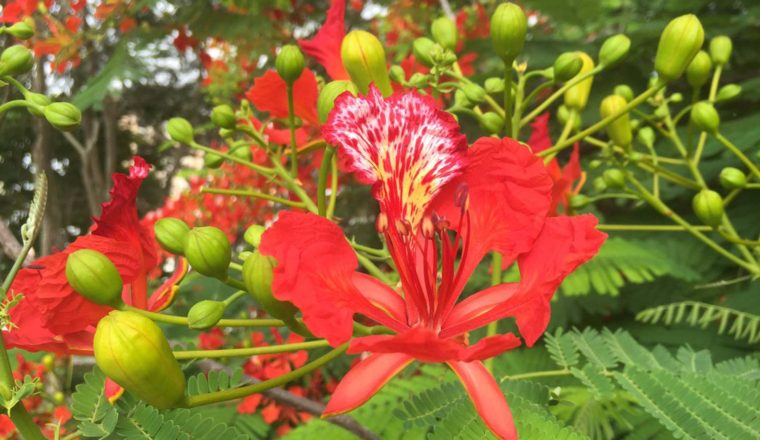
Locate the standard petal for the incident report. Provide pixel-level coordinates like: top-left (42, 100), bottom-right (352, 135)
top-left (244, 69), bottom-right (320, 126)
top-left (448, 360), bottom-right (517, 440)
top-left (351, 272), bottom-right (406, 324)
top-left (259, 211), bottom-right (403, 346)
top-left (323, 353), bottom-right (413, 416)
top-left (444, 283), bottom-right (518, 328)
top-left (297, 0), bottom-right (349, 80)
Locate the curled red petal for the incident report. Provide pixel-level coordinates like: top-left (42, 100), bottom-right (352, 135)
top-left (348, 327), bottom-right (463, 363)
top-left (351, 272), bottom-right (406, 324)
top-left (527, 112), bottom-right (552, 153)
top-left (323, 353), bottom-right (413, 416)
top-left (244, 70), bottom-right (319, 126)
top-left (297, 0), bottom-right (349, 80)
top-left (445, 283), bottom-right (518, 328)
top-left (448, 361), bottom-right (517, 440)
top-left (148, 257), bottom-right (188, 312)
top-left (458, 334), bottom-right (521, 362)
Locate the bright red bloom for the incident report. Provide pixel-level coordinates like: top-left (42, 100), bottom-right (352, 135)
top-left (259, 88), bottom-right (605, 438)
top-left (297, 0), bottom-right (349, 80)
top-left (244, 69), bottom-right (319, 126)
top-left (198, 328), bottom-right (225, 350)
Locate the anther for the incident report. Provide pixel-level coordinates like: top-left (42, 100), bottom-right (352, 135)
top-left (375, 213), bottom-right (388, 233)
top-left (454, 183), bottom-right (470, 209)
top-left (422, 216), bottom-right (435, 239)
top-left (394, 218), bottom-right (412, 236)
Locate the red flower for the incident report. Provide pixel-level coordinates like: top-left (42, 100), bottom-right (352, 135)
top-left (244, 69), bottom-right (319, 126)
top-left (259, 88), bottom-right (605, 439)
top-left (297, 0), bottom-right (349, 80)
top-left (198, 328), bottom-right (225, 350)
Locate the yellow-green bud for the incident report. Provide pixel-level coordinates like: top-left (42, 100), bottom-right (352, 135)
top-left (431, 16), bottom-right (457, 51)
top-left (276, 44), bottom-right (305, 84)
top-left (484, 77), bottom-right (505, 94)
top-left (715, 84), bottom-right (741, 103)
top-left (66, 249), bottom-right (123, 307)
top-left (25, 92), bottom-right (50, 117)
top-left (637, 126), bottom-right (655, 148)
top-left (53, 391), bottom-right (64, 405)
top-left (569, 194), bottom-right (591, 209)
top-left (94, 310), bottom-right (186, 409)
top-left (184, 226), bottom-right (231, 280)
top-left (599, 34), bottom-right (631, 68)
top-left (462, 83), bottom-right (486, 103)
top-left (670, 92), bottom-right (683, 103)
top-left (154, 217), bottom-right (190, 255)
top-left (709, 35), bottom-right (732, 66)
top-left (167, 117), bottom-right (194, 144)
top-left (557, 105), bottom-right (582, 130)
top-left (614, 84), bottom-right (634, 102)
top-left (244, 224), bottom-right (266, 247)
top-left (479, 112), bottom-right (504, 135)
top-left (553, 52), bottom-right (583, 83)
top-left (412, 37), bottom-right (436, 68)
top-left (389, 65), bottom-right (405, 83)
top-left (692, 189), bottom-right (723, 227)
top-left (242, 251), bottom-right (297, 321)
top-left (719, 167), bottom-right (746, 190)
top-left (454, 89), bottom-right (470, 108)
top-left (490, 3), bottom-right (527, 61)
top-left (6, 22), bottom-right (34, 40)
top-left (655, 14), bottom-right (704, 81)
top-left (600, 95), bottom-right (632, 147)
top-left (187, 300), bottom-right (225, 330)
top-left (592, 177), bottom-right (607, 193)
top-left (690, 101), bottom-right (719, 134)
top-left (408, 72), bottom-right (429, 88)
top-left (602, 169), bottom-right (626, 189)
top-left (0, 45), bottom-right (33, 76)
top-left (318, 80), bottom-right (358, 124)
top-left (686, 51), bottom-right (712, 88)
top-left (44, 102), bottom-right (81, 131)
top-left (341, 30), bottom-right (392, 96)
top-left (211, 104), bottom-right (236, 129)
top-left (230, 145), bottom-right (252, 161)
top-left (204, 152), bottom-right (224, 169)
top-left (563, 52), bottom-right (595, 110)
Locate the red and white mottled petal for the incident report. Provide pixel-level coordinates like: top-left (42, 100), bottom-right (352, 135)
top-left (448, 361), bottom-right (518, 440)
top-left (323, 86), bottom-right (467, 230)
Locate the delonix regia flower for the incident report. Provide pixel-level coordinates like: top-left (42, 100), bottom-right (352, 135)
top-left (259, 86), bottom-right (606, 439)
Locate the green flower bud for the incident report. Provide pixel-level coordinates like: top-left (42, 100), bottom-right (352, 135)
top-left (211, 104), bottom-right (236, 129)
top-left (557, 105), bottom-right (582, 130)
top-left (553, 52), bottom-right (583, 83)
top-left (599, 34), bottom-right (631, 68)
top-left (563, 52), bottom-right (595, 110)
top-left (154, 217), bottom-right (190, 255)
top-left (167, 117), bottom-right (194, 144)
top-left (462, 83), bottom-right (486, 103)
top-left (184, 226), bottom-right (231, 280)
top-left (242, 251), bottom-right (297, 321)
top-left (187, 300), bottom-right (225, 330)
top-left (655, 14), bottom-right (704, 81)
top-left (204, 152), bottom-right (224, 169)
top-left (318, 80), bottom-right (358, 124)
top-left (690, 101), bottom-right (720, 134)
top-left (6, 22), bottom-right (34, 40)
top-left (454, 89), bottom-right (470, 108)
top-left (637, 126), bottom-right (655, 148)
top-left (94, 310), bottom-right (186, 409)
top-left (412, 37), bottom-right (436, 68)
top-left (589, 160), bottom-right (603, 170)
top-left (592, 177), bottom-right (608, 193)
top-left (670, 92), bottom-right (683, 103)
top-left (479, 112), bottom-right (504, 135)
top-left (431, 16), bottom-right (457, 51)
top-left (715, 84), bottom-right (741, 103)
top-left (44, 102), bottom-right (81, 131)
top-left (244, 224), bottom-right (266, 247)
top-left (484, 77), bottom-right (505, 94)
top-left (614, 84), bottom-right (634, 102)
top-left (0, 45), bottom-right (34, 76)
top-left (66, 249), bottom-right (124, 307)
top-left (569, 194), bottom-right (591, 209)
top-left (600, 95), bottom-right (632, 147)
top-left (389, 65), bottom-right (405, 83)
top-left (275, 44), bottom-right (305, 85)
top-left (692, 189), bottom-right (724, 227)
top-left (490, 3), bottom-right (527, 61)
top-left (629, 151), bottom-right (643, 162)
top-left (25, 92), bottom-right (50, 117)
top-left (602, 169), bottom-right (626, 189)
top-left (719, 167), bottom-right (746, 190)
top-left (230, 145), bottom-right (252, 161)
top-left (686, 51), bottom-right (712, 88)
top-left (341, 30), bottom-right (392, 96)
top-left (709, 35), bottom-right (732, 66)
top-left (408, 73), bottom-right (429, 88)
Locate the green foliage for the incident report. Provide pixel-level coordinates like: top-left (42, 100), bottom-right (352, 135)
top-left (185, 368), bottom-right (244, 396)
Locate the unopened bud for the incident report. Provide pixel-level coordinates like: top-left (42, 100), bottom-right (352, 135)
top-left (66, 249), bottom-right (124, 307)
top-left (6, 22), bottom-right (34, 40)
top-left (670, 93), bottom-right (683, 103)
top-left (709, 36), bottom-right (732, 66)
top-left (167, 117), bottom-right (194, 144)
top-left (431, 16), bottom-right (457, 51)
top-left (184, 226), bottom-right (231, 280)
top-left (479, 112), bottom-right (504, 135)
top-left (242, 251), bottom-right (297, 321)
top-left (614, 84), bottom-right (634, 102)
top-left (244, 224), bottom-right (266, 247)
top-left (0, 45), bottom-right (33, 76)
top-left (230, 145), bottom-right (252, 161)
top-left (412, 37), bottom-right (436, 68)
top-left (341, 30), bottom-right (392, 96)
top-left (318, 80), bottom-right (358, 124)
top-left (553, 52), bottom-right (583, 83)
top-left (599, 34), bottom-right (630, 68)
top-left (389, 65), bottom-right (405, 83)
top-left (637, 126), bottom-right (655, 148)
top-left (94, 310), bottom-right (186, 409)
top-left (491, 3), bottom-right (527, 61)
top-left (569, 194), bottom-right (591, 209)
top-left (592, 177), bottom-right (607, 193)
top-left (557, 105), bottom-right (582, 130)
top-left (719, 167), bottom-right (746, 190)
top-left (154, 217), bottom-right (190, 255)
top-left (690, 101), bottom-right (719, 134)
top-left (602, 169), bottom-right (626, 189)
top-left (563, 52), bottom-right (595, 110)
top-left (462, 83), bottom-right (486, 103)
top-left (44, 102), bottom-right (81, 131)
top-left (408, 73), bottom-right (429, 88)
top-left (275, 44), bottom-right (305, 85)
top-left (715, 84), bottom-right (741, 103)
top-left (655, 14), bottom-right (704, 81)
top-left (204, 152), bottom-right (224, 169)
top-left (600, 95), bottom-right (632, 147)
top-left (211, 104), bottom-right (236, 129)
top-left (484, 77), bottom-right (505, 93)
top-left (25, 92), bottom-right (50, 117)
top-left (692, 189), bottom-right (723, 227)
top-left (686, 51), bottom-right (712, 88)
top-left (187, 300), bottom-right (225, 330)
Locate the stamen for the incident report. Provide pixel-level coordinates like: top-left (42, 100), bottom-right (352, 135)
top-left (422, 216), bottom-right (435, 239)
top-left (454, 183), bottom-right (469, 209)
top-left (376, 212), bottom-right (388, 233)
top-left (394, 219), bottom-right (412, 237)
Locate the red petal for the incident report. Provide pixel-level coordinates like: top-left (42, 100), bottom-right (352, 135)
top-left (458, 334), bottom-right (521, 362)
top-left (448, 361), bottom-right (517, 440)
top-left (105, 378), bottom-right (125, 404)
top-left (527, 112), bottom-right (552, 152)
top-left (297, 0), bottom-right (349, 80)
top-left (445, 283), bottom-right (518, 326)
top-left (348, 327), bottom-right (462, 363)
top-left (259, 211), bottom-right (404, 346)
top-left (244, 70), bottom-right (319, 126)
top-left (351, 272), bottom-right (406, 324)
top-left (323, 353), bottom-right (413, 416)
top-left (148, 257), bottom-right (188, 311)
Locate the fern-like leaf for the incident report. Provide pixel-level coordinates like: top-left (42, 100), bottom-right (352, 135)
top-left (636, 301), bottom-right (760, 343)
top-left (571, 328), bottom-right (617, 370)
top-left (545, 329), bottom-right (580, 369)
top-left (185, 368), bottom-right (243, 396)
top-left (71, 368), bottom-right (119, 438)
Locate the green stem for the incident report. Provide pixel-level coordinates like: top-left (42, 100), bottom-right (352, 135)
top-left (501, 368), bottom-right (572, 382)
top-left (511, 70), bottom-right (526, 136)
top-left (714, 133), bottom-right (760, 178)
top-left (598, 224), bottom-right (712, 232)
top-left (317, 147), bottom-right (335, 217)
top-left (521, 80), bottom-right (554, 113)
top-left (123, 305), bottom-right (285, 327)
top-left (357, 253), bottom-right (394, 286)
top-left (201, 187), bottom-right (305, 208)
top-left (0, 99), bottom-right (35, 114)
top-left (189, 141), bottom-right (274, 177)
top-left (520, 66), bottom-right (603, 128)
top-left (225, 277), bottom-right (247, 291)
top-left (485, 252), bottom-right (503, 372)
top-left (709, 65), bottom-right (723, 100)
top-left (544, 109), bottom-right (575, 163)
top-left (286, 84), bottom-right (298, 176)
top-left (0, 333), bottom-right (45, 439)
top-left (269, 155), bottom-right (319, 213)
top-left (222, 290), bottom-right (247, 307)
top-left (183, 344), bottom-right (348, 407)
top-left (503, 58), bottom-right (514, 137)
top-left (174, 340), bottom-right (330, 360)
top-left (327, 155), bottom-right (338, 219)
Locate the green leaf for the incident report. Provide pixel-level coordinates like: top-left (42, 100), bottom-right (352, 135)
top-left (545, 328), bottom-right (580, 369)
